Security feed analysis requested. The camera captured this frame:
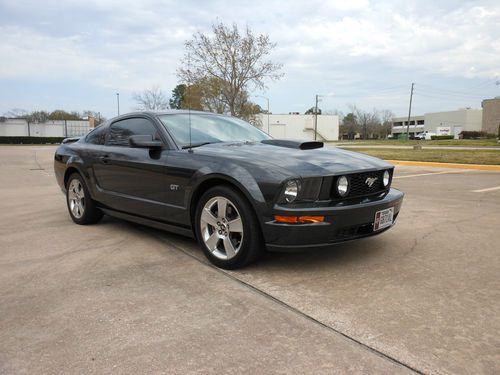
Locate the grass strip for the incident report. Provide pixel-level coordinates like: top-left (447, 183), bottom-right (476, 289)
top-left (341, 147), bottom-right (500, 165)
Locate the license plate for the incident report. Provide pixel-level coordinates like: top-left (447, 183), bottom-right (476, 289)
top-left (373, 207), bottom-right (394, 231)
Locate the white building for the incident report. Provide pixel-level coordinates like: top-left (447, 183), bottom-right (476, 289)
top-left (0, 118), bottom-right (92, 137)
top-left (257, 113), bottom-right (339, 141)
top-left (391, 108), bottom-right (483, 138)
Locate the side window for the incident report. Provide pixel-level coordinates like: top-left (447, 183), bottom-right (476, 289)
top-left (106, 118), bottom-right (160, 147)
top-left (85, 125), bottom-right (106, 145)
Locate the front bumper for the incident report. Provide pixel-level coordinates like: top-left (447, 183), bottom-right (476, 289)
top-left (264, 188), bottom-right (404, 251)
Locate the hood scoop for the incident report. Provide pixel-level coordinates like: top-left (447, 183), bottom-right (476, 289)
top-left (261, 139), bottom-right (324, 150)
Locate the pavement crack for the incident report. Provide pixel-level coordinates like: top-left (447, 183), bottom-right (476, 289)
top-left (149, 229), bottom-right (425, 375)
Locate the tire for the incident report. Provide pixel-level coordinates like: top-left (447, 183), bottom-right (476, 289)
top-left (195, 185), bottom-right (263, 269)
top-left (66, 172), bottom-right (103, 225)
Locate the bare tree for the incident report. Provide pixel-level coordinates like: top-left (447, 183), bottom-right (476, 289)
top-left (4, 108), bottom-right (29, 118)
top-left (82, 110), bottom-right (106, 126)
top-left (133, 86), bottom-right (169, 111)
top-left (26, 111), bottom-right (50, 123)
top-left (348, 105), bottom-right (380, 140)
top-left (379, 109), bottom-right (395, 139)
top-left (178, 22), bottom-right (283, 117)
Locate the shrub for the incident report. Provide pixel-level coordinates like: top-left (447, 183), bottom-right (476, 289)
top-left (0, 136), bottom-right (65, 144)
top-left (459, 131), bottom-right (492, 139)
top-left (430, 135), bottom-right (454, 140)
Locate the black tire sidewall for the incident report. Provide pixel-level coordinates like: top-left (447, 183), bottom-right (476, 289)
top-left (195, 186), bottom-right (262, 269)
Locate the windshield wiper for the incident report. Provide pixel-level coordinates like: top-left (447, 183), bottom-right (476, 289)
top-left (181, 142), bottom-right (213, 149)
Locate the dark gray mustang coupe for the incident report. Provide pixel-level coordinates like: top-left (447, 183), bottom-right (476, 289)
top-left (54, 111), bottom-right (404, 269)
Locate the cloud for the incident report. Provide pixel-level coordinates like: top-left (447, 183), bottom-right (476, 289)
top-left (0, 0), bottom-right (499, 116)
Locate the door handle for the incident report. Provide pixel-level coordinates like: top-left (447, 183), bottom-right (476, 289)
top-left (99, 155), bottom-right (110, 164)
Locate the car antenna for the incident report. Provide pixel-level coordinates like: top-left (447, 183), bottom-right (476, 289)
top-left (187, 53), bottom-right (193, 153)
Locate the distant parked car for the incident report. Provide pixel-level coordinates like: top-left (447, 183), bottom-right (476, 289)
top-left (416, 131), bottom-right (436, 140)
top-left (54, 110), bottom-right (404, 269)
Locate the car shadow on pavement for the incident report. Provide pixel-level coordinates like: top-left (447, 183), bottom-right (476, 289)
top-left (258, 238), bottom-right (387, 271)
top-left (99, 215), bottom-right (391, 275)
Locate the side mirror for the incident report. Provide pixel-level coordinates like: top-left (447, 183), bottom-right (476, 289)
top-left (129, 135), bottom-right (163, 149)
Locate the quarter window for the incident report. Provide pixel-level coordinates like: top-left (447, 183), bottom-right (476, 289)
top-left (106, 118), bottom-right (160, 146)
top-left (85, 124), bottom-right (106, 145)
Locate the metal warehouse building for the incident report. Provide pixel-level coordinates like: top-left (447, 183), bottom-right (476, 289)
top-left (257, 113), bottom-right (339, 141)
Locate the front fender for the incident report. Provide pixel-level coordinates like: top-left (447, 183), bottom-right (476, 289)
top-left (188, 161), bottom-right (286, 229)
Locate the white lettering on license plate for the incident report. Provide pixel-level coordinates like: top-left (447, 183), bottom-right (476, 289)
top-left (373, 207), bottom-right (394, 231)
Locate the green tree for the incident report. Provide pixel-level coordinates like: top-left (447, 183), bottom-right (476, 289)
top-left (169, 84), bottom-right (186, 109)
top-left (175, 77), bottom-right (262, 123)
top-left (340, 112), bottom-right (358, 140)
top-left (305, 107), bottom-right (322, 115)
top-left (178, 22), bottom-right (283, 117)
top-left (48, 110), bottom-right (81, 120)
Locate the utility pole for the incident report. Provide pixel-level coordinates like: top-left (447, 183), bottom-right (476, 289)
top-left (266, 98), bottom-right (270, 134)
top-left (116, 93), bottom-right (120, 116)
top-left (314, 94), bottom-right (319, 141)
top-left (405, 83), bottom-right (414, 139)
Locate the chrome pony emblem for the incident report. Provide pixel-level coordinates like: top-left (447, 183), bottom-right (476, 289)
top-left (365, 177), bottom-right (378, 187)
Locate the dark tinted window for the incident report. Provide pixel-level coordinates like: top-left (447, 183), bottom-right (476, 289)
top-left (106, 118), bottom-right (160, 146)
top-left (85, 124), bottom-right (106, 145)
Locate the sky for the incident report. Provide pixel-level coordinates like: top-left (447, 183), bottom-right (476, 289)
top-left (0, 0), bottom-right (499, 119)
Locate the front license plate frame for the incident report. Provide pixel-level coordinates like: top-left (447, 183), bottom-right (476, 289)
top-left (373, 207), bottom-right (394, 231)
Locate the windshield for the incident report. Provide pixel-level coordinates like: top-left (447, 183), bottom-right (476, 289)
top-left (158, 113), bottom-right (271, 148)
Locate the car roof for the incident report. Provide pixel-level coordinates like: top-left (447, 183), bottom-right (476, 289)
top-left (109, 109), bottom-right (228, 122)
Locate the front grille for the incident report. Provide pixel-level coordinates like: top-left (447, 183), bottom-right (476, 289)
top-left (333, 212), bottom-right (399, 241)
top-left (331, 170), bottom-right (391, 199)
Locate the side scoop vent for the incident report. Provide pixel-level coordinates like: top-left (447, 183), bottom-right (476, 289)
top-left (261, 139), bottom-right (324, 150)
top-left (62, 137), bottom-right (81, 144)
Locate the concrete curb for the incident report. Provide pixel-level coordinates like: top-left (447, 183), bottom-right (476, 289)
top-left (387, 160), bottom-right (500, 171)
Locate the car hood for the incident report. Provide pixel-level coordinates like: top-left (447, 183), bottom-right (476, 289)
top-left (193, 142), bottom-right (393, 177)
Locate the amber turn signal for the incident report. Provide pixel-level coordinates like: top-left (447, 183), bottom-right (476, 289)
top-left (274, 215), bottom-right (325, 224)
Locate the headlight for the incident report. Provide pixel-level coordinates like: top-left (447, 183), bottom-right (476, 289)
top-left (383, 170), bottom-right (390, 187)
top-left (336, 175), bottom-right (349, 197)
top-left (284, 180), bottom-right (300, 203)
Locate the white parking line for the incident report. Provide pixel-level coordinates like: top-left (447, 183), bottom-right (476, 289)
top-left (472, 186), bottom-right (500, 193)
top-left (393, 170), bottom-right (470, 179)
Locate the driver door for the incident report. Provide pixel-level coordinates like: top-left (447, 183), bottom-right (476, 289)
top-left (92, 116), bottom-right (169, 221)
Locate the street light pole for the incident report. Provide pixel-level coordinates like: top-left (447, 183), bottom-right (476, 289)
top-left (256, 95), bottom-right (270, 134)
top-left (116, 93), bottom-right (120, 116)
top-left (314, 94), bottom-right (319, 141)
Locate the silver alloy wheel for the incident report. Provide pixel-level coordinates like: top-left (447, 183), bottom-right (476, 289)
top-left (68, 179), bottom-right (85, 219)
top-left (200, 196), bottom-right (244, 260)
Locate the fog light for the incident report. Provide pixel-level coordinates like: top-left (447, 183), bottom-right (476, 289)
top-left (383, 170), bottom-right (390, 187)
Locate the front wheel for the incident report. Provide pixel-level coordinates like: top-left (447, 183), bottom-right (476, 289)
top-left (195, 186), bottom-right (263, 269)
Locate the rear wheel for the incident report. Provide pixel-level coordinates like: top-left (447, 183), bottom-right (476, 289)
top-left (66, 173), bottom-right (103, 225)
top-left (195, 186), bottom-right (263, 269)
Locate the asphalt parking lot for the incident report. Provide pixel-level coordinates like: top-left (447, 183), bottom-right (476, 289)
top-left (1, 145), bottom-right (499, 374)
